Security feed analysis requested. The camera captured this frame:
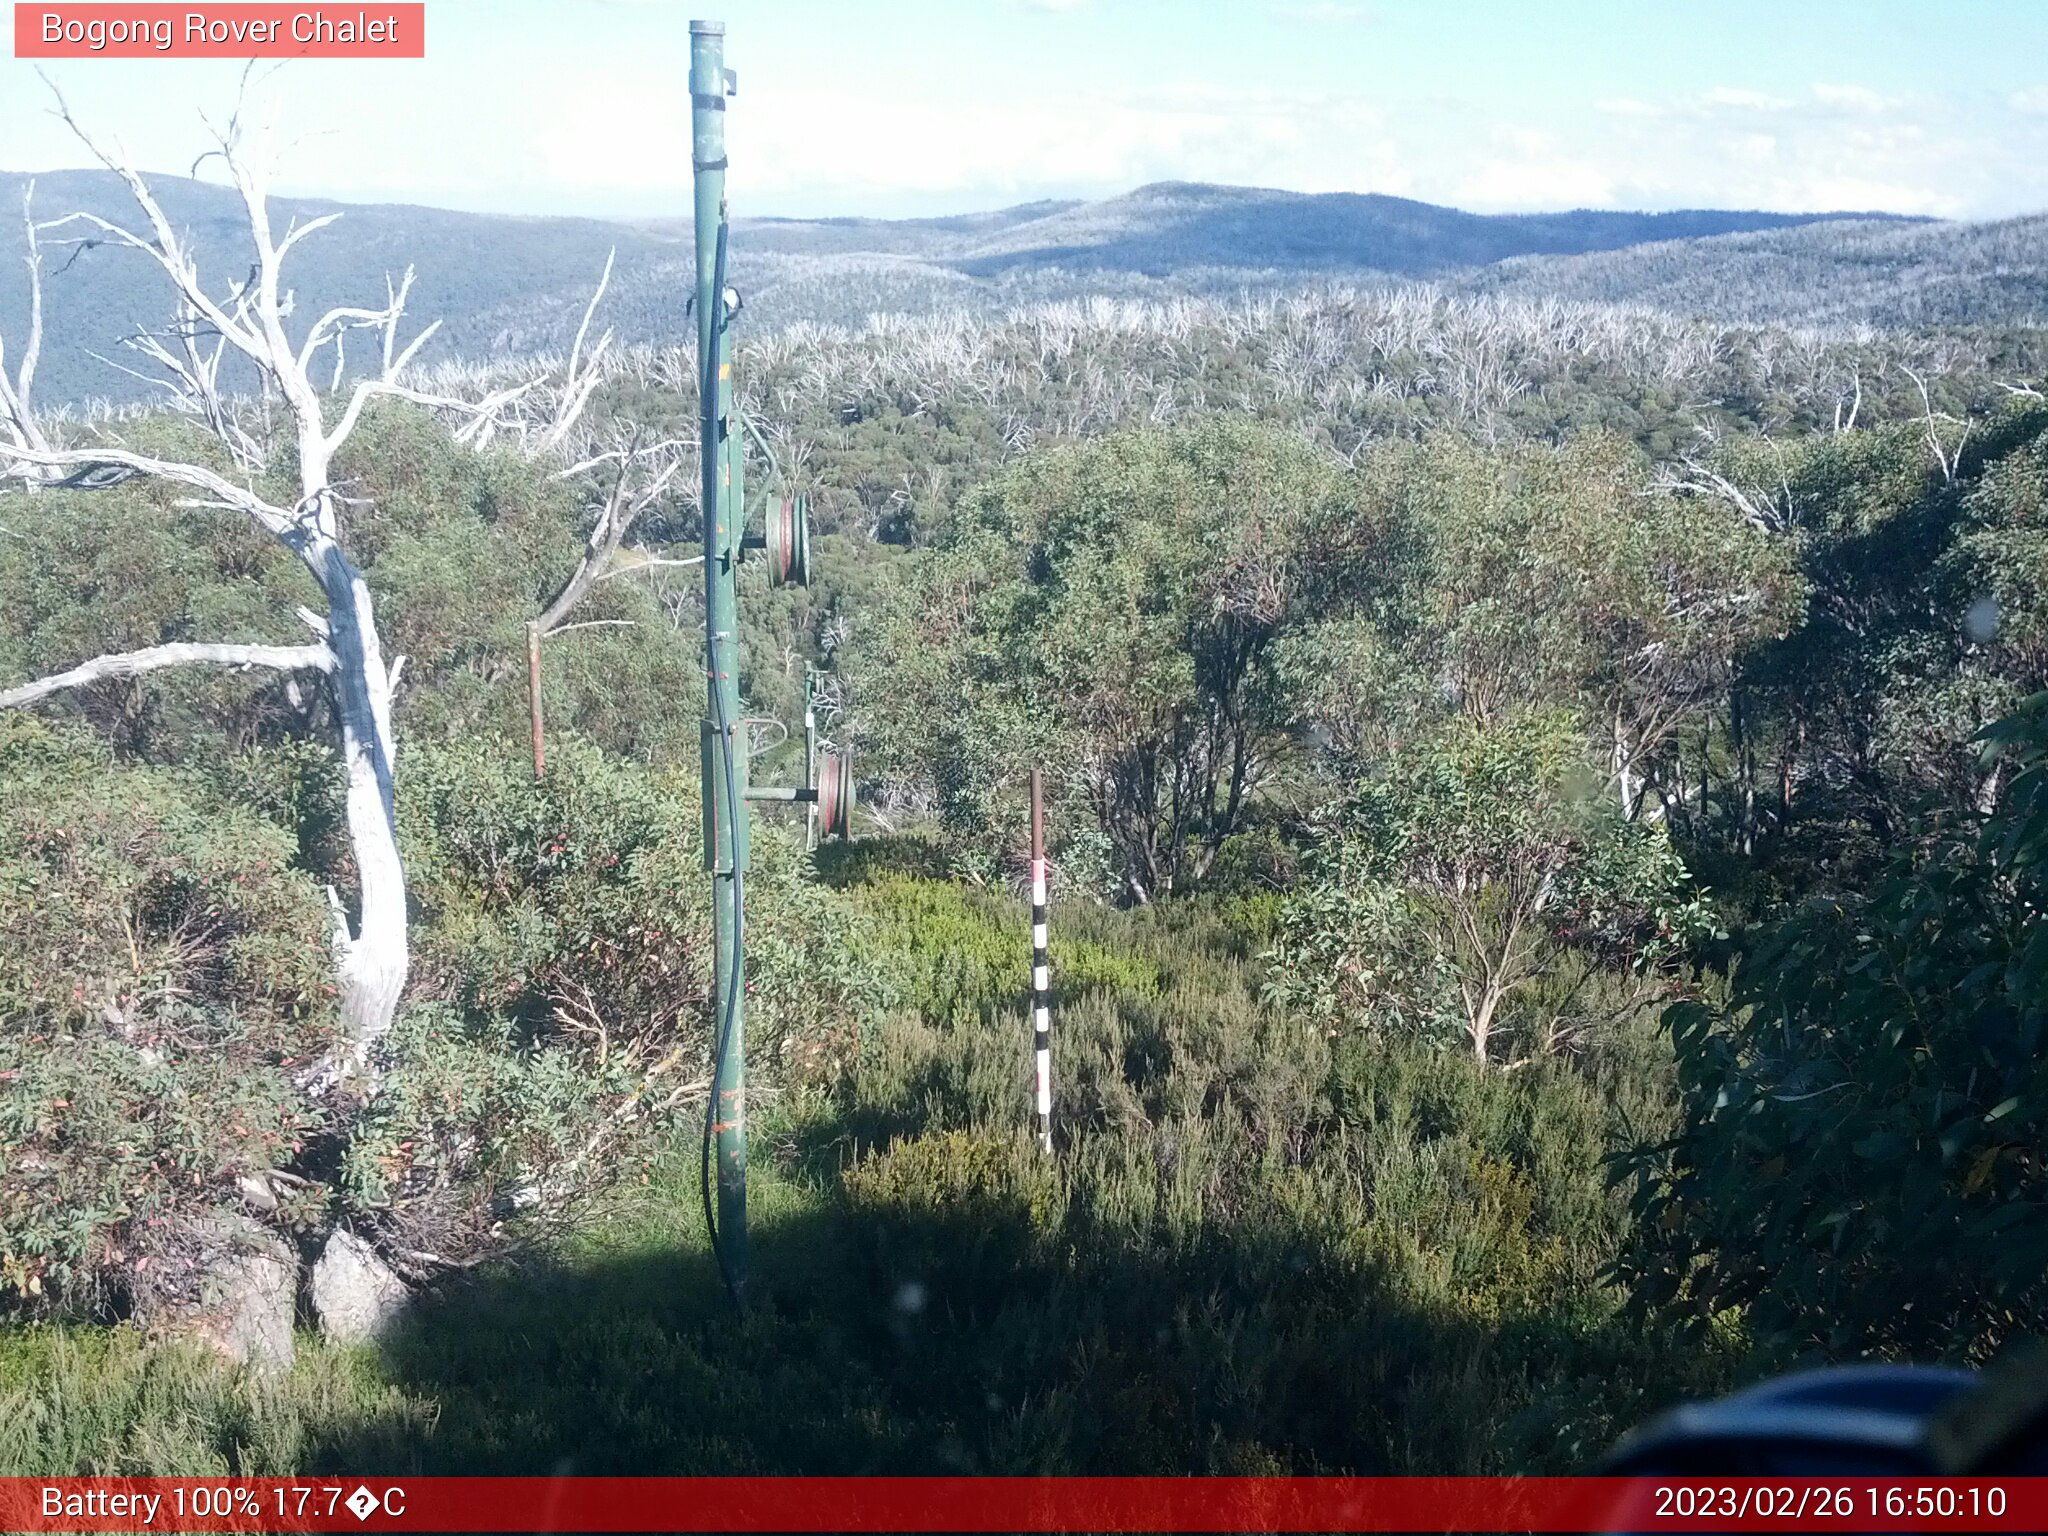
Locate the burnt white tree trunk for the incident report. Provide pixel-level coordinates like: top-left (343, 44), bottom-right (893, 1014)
top-left (311, 532), bottom-right (409, 1053)
top-left (0, 82), bottom-right (603, 1068)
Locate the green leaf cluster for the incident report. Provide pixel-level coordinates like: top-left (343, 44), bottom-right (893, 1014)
top-left (1613, 695), bottom-right (2048, 1361)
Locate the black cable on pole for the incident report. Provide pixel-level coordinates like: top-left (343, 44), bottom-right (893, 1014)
top-left (700, 214), bottom-right (745, 1307)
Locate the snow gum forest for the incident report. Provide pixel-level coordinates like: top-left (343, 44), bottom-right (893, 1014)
top-left (1, 123), bottom-right (2046, 1478)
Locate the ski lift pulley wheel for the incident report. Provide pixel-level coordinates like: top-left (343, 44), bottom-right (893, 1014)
top-left (816, 749), bottom-right (854, 841)
top-left (766, 493), bottom-right (811, 588)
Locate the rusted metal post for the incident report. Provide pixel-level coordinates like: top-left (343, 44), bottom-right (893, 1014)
top-left (1030, 767), bottom-right (1051, 1153)
top-left (527, 622), bottom-right (545, 779)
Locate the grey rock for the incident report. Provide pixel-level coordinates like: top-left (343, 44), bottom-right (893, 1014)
top-left (143, 1210), bottom-right (297, 1373)
top-left (310, 1228), bottom-right (409, 1346)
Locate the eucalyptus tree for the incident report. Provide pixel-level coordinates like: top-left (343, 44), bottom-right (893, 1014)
top-left (1264, 711), bottom-right (1712, 1063)
top-left (1282, 432), bottom-right (1801, 820)
top-left (1614, 695), bottom-right (2048, 1360)
top-left (860, 417), bottom-right (1377, 900)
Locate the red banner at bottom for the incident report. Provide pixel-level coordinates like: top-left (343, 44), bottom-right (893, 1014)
top-left (3, 1476), bottom-right (2044, 1532)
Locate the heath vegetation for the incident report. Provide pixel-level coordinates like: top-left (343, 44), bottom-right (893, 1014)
top-left (2, 116), bottom-right (2044, 1476)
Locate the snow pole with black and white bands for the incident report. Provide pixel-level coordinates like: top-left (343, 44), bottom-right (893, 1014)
top-left (1030, 767), bottom-right (1052, 1153)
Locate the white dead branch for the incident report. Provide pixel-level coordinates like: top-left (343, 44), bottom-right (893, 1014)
top-left (0, 75), bottom-right (613, 1077)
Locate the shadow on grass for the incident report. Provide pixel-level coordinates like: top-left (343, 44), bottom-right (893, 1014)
top-left (313, 859), bottom-right (1719, 1480)
top-left (315, 1183), bottom-right (1674, 1479)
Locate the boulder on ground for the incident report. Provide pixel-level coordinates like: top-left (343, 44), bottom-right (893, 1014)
top-left (136, 1209), bottom-right (297, 1373)
top-left (310, 1227), bottom-right (409, 1345)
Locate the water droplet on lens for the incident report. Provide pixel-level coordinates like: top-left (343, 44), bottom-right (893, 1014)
top-left (1965, 594), bottom-right (2001, 643)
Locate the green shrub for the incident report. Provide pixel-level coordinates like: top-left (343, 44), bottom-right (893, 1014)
top-left (338, 1002), bottom-right (639, 1260)
top-left (0, 442), bottom-right (319, 764)
top-left (0, 1324), bottom-right (431, 1476)
top-left (400, 734), bottom-right (716, 1043)
top-left (356, 735), bottom-right (886, 1260)
top-left (809, 887), bottom-right (1717, 1473)
top-left (1265, 714), bottom-right (1713, 1062)
top-left (1614, 696), bottom-right (2048, 1361)
top-left (854, 419), bottom-right (1378, 900)
top-left (0, 720), bottom-right (336, 1313)
top-left (852, 873), bottom-right (1159, 1022)
top-left (842, 1128), bottom-right (1064, 1270)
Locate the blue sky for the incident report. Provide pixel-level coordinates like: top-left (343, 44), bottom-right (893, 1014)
top-left (5, 0), bottom-right (2048, 220)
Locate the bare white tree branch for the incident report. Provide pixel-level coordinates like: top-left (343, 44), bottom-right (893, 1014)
top-left (0, 640), bottom-right (333, 709)
top-left (547, 618), bottom-right (638, 636)
top-left (534, 436), bottom-right (685, 638)
top-left (0, 441), bottom-right (297, 535)
top-left (593, 551), bottom-right (704, 580)
top-left (0, 181), bottom-right (55, 477)
top-left (539, 248), bottom-right (615, 453)
top-left (1900, 364), bottom-right (1972, 485)
top-left (1652, 427), bottom-right (1797, 533)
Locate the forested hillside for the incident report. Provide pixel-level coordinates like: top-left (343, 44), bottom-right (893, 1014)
top-left (0, 168), bottom-right (688, 405)
top-left (2, 146), bottom-right (2046, 1480)
top-left (1471, 212), bottom-right (2048, 329)
top-left (0, 169), bottom-right (1966, 405)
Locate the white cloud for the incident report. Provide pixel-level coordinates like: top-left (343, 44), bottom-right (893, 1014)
top-left (520, 60), bottom-right (2036, 223)
top-left (1459, 156), bottom-right (1615, 212)
top-left (1699, 86), bottom-right (1794, 113)
top-left (705, 79), bottom-right (1414, 208)
top-left (1770, 176), bottom-right (1955, 215)
top-left (1812, 83), bottom-right (1897, 112)
top-left (532, 77), bottom-right (688, 200)
top-left (234, 58), bottom-right (2048, 225)
top-left (16, 24), bottom-right (2046, 228)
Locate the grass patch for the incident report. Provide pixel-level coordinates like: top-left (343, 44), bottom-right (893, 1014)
top-left (3, 877), bottom-right (1741, 1476)
top-left (0, 1325), bottom-right (429, 1477)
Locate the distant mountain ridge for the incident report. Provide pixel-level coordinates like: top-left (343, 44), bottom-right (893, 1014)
top-left (0, 168), bottom-right (686, 406)
top-left (926, 182), bottom-right (1904, 277)
top-left (0, 170), bottom-right (1980, 405)
top-left (675, 182), bottom-right (1901, 275)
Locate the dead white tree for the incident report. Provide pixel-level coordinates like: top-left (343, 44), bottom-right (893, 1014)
top-left (0, 182), bottom-right (56, 475)
top-left (1652, 425), bottom-right (1798, 534)
top-left (1900, 364), bottom-right (1972, 486)
top-left (526, 433), bottom-right (689, 775)
top-left (0, 83), bottom-right (586, 1078)
top-left (1831, 368), bottom-right (1863, 434)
